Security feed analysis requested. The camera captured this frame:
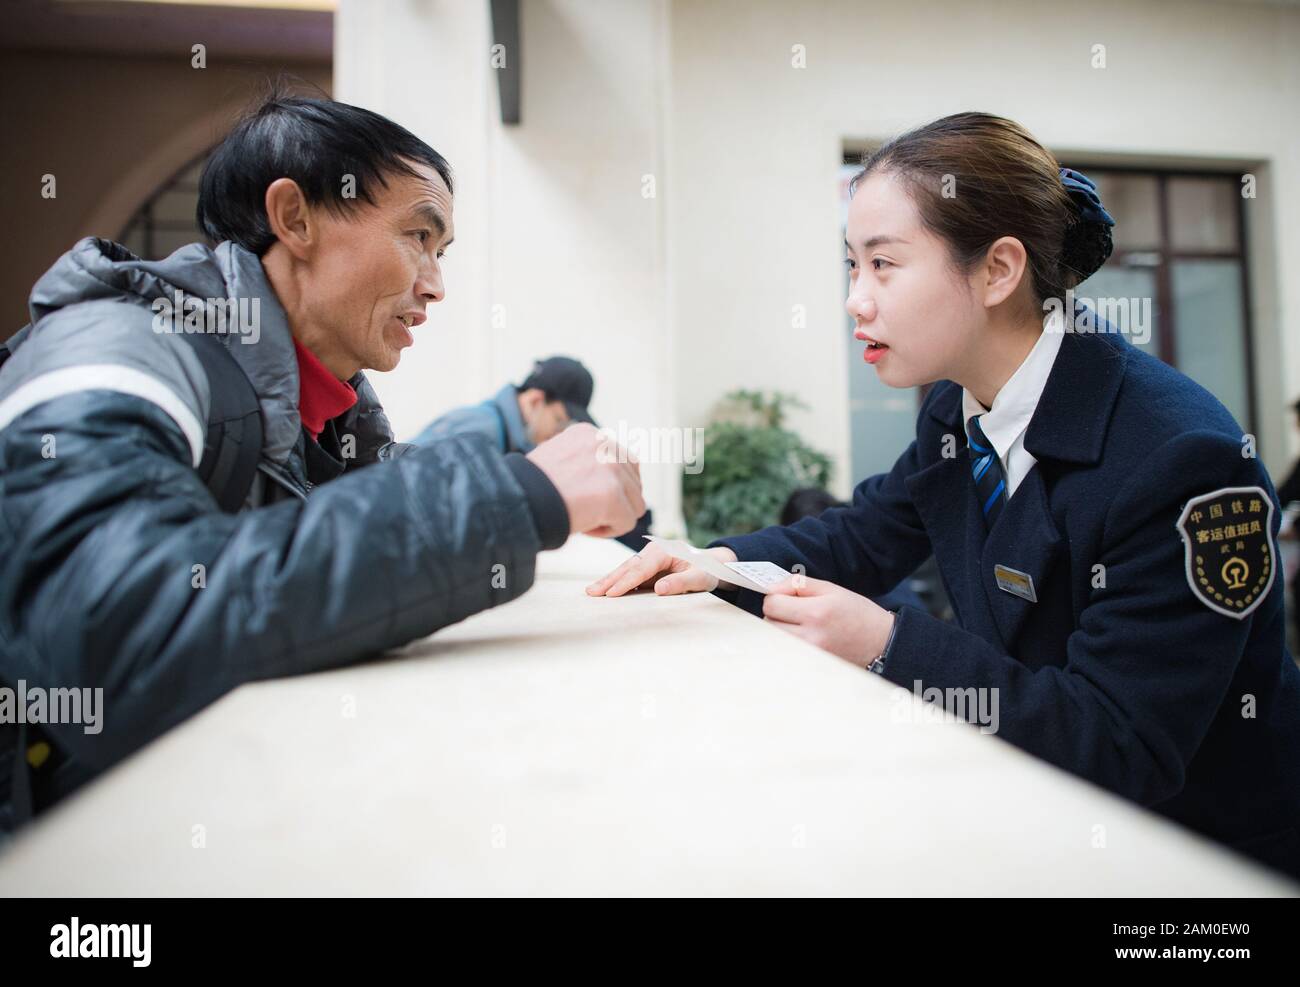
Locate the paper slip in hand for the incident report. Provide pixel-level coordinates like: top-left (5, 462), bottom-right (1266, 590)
top-left (643, 536), bottom-right (794, 595)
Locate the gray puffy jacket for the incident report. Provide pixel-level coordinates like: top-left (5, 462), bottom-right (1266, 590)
top-left (0, 238), bottom-right (568, 825)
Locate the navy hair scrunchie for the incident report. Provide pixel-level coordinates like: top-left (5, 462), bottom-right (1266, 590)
top-left (1059, 167), bottom-right (1115, 227)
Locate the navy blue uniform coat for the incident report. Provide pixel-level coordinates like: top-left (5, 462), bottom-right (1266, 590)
top-left (715, 323), bottom-right (1300, 879)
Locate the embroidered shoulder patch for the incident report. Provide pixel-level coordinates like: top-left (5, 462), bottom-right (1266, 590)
top-left (1175, 486), bottom-right (1275, 619)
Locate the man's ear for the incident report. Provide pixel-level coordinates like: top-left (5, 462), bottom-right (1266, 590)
top-left (981, 235), bottom-right (1029, 309)
top-left (517, 387), bottom-right (545, 418)
top-left (264, 178), bottom-right (315, 260)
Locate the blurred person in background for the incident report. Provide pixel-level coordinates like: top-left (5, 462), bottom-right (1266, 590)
top-left (413, 355), bottom-right (596, 451)
top-left (781, 487), bottom-right (924, 614)
top-left (413, 356), bottom-right (652, 550)
top-left (1274, 397), bottom-right (1300, 650)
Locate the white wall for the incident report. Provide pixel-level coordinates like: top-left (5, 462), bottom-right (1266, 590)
top-left (337, 0), bottom-right (1300, 528)
top-left (667, 0), bottom-right (1300, 490)
top-left (337, 0), bottom-right (682, 531)
top-left (335, 0), bottom-right (495, 438)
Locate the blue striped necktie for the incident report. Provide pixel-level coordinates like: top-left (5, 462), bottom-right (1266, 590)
top-left (967, 414), bottom-right (1007, 530)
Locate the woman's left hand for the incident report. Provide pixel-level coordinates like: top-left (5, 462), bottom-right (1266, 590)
top-left (761, 575), bottom-right (895, 669)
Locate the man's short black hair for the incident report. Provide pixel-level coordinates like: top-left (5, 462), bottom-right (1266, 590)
top-left (197, 88), bottom-right (453, 255)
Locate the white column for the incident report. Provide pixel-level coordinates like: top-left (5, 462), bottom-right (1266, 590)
top-left (335, 0), bottom-right (684, 536)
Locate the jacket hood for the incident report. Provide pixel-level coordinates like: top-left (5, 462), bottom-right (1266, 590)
top-left (28, 237), bottom-right (229, 323)
top-left (25, 237), bottom-right (382, 467)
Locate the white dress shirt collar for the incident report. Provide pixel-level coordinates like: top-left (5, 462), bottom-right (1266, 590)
top-left (961, 308), bottom-right (1065, 461)
top-left (959, 309), bottom-right (1066, 499)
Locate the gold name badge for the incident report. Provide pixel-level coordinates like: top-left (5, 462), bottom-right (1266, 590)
top-left (993, 564), bottom-right (1037, 603)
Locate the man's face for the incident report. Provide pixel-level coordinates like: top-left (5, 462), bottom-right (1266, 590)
top-left (519, 388), bottom-right (572, 445)
top-left (301, 162), bottom-right (454, 374)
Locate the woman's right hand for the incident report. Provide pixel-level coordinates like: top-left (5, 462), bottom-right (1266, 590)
top-left (585, 543), bottom-right (738, 597)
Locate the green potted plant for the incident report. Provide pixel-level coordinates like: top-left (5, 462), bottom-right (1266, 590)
top-left (682, 389), bottom-right (833, 546)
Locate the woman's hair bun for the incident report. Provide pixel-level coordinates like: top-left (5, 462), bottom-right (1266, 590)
top-left (1061, 216), bottom-right (1114, 286)
top-left (1059, 167), bottom-right (1115, 286)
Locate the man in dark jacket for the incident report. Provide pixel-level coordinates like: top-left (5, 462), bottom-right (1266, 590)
top-left (0, 94), bottom-right (643, 828)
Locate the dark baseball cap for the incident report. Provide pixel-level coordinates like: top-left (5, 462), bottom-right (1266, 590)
top-left (520, 356), bottom-right (596, 426)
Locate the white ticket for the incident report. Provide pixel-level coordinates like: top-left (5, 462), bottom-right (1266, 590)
top-left (643, 536), bottom-right (794, 595)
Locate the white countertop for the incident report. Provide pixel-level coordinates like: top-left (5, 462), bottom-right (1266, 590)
top-left (1, 535), bottom-right (1295, 896)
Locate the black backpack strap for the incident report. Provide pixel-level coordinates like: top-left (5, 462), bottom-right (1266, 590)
top-left (0, 721), bottom-right (35, 835)
top-left (0, 340), bottom-right (44, 828)
top-left (175, 333), bottom-right (264, 513)
top-left (0, 324), bottom-right (33, 369)
top-left (2, 335), bottom-right (39, 830)
top-left (5, 327), bottom-right (263, 512)
top-left (0, 331), bottom-right (263, 829)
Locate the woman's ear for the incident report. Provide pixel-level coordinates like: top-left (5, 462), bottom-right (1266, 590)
top-left (264, 178), bottom-right (315, 260)
top-left (980, 235), bottom-right (1029, 309)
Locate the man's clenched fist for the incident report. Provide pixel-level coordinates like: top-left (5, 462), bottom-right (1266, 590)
top-left (526, 423), bottom-right (645, 538)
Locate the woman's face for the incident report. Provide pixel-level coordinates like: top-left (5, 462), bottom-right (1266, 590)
top-left (844, 170), bottom-right (984, 389)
